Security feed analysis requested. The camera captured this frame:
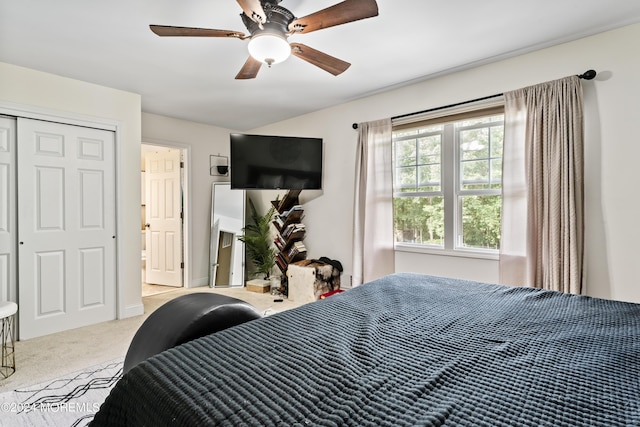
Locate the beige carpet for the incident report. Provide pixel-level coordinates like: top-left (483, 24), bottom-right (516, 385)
top-left (141, 282), bottom-right (178, 297)
top-left (0, 285), bottom-right (304, 393)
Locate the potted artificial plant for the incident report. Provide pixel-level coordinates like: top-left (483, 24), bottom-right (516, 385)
top-left (238, 199), bottom-right (276, 288)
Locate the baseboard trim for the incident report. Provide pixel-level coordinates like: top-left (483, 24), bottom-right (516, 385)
top-left (120, 303), bottom-right (144, 319)
top-left (190, 277), bottom-right (210, 288)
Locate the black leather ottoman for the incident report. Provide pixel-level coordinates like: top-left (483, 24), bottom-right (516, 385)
top-left (123, 293), bottom-right (262, 373)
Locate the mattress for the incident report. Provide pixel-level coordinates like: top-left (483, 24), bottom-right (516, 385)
top-left (91, 273), bottom-right (640, 426)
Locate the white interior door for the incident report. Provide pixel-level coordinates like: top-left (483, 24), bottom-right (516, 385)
top-left (145, 150), bottom-right (182, 286)
top-left (0, 116), bottom-right (16, 303)
top-left (17, 118), bottom-right (116, 340)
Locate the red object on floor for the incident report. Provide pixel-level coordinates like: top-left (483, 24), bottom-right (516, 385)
top-left (319, 290), bottom-right (345, 299)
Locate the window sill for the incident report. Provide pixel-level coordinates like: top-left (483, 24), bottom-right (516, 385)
top-left (394, 243), bottom-right (499, 261)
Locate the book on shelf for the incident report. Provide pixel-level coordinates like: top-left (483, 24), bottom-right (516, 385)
top-left (280, 205), bottom-right (303, 218)
top-left (274, 209), bottom-right (304, 231)
top-left (282, 223), bottom-right (305, 239)
top-left (275, 254), bottom-right (288, 272)
top-left (274, 234), bottom-right (286, 251)
top-left (286, 241), bottom-right (307, 260)
top-left (287, 229), bottom-right (305, 241)
top-left (275, 189), bottom-right (301, 213)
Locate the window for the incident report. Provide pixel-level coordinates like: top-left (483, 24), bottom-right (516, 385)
top-left (392, 104), bottom-right (504, 255)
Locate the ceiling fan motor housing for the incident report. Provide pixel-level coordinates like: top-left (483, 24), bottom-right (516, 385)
top-left (241, 2), bottom-right (294, 38)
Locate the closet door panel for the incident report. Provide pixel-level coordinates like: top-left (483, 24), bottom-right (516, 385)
top-left (36, 166), bottom-right (65, 230)
top-left (36, 250), bottom-right (65, 316)
top-left (18, 118), bottom-right (116, 340)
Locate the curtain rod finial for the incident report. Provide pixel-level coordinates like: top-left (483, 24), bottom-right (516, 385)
top-left (579, 70), bottom-right (596, 80)
top-left (352, 123), bottom-right (359, 129)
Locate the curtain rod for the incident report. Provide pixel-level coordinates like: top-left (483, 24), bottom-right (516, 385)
top-left (351, 69), bottom-right (597, 129)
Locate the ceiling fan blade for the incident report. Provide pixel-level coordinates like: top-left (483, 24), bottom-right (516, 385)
top-left (236, 0), bottom-right (267, 24)
top-left (290, 43), bottom-right (350, 76)
top-left (235, 56), bottom-right (262, 79)
top-left (150, 25), bottom-right (246, 39)
top-left (288, 0), bottom-right (379, 34)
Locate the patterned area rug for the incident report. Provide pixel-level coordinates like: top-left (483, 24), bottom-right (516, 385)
top-left (0, 358), bottom-right (122, 426)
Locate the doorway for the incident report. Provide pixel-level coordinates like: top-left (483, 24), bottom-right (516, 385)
top-left (141, 143), bottom-right (188, 293)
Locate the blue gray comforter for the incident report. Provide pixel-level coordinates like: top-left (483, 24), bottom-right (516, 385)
top-left (91, 273), bottom-right (640, 426)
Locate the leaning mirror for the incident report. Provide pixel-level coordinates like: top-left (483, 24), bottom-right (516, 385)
top-left (209, 183), bottom-right (245, 287)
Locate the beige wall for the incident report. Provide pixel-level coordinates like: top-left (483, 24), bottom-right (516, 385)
top-left (0, 62), bottom-right (144, 317)
top-left (7, 21), bottom-right (637, 308)
top-left (252, 23), bottom-right (640, 303)
top-left (141, 112), bottom-right (235, 287)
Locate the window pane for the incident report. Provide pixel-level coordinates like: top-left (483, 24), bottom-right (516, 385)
top-left (394, 129), bottom-right (419, 137)
top-left (396, 139), bottom-right (416, 167)
top-left (461, 159), bottom-right (489, 189)
top-left (395, 166), bottom-right (417, 192)
top-left (418, 164), bottom-right (440, 192)
top-left (394, 196), bottom-right (444, 246)
top-left (420, 124), bottom-right (444, 134)
top-left (460, 128), bottom-right (488, 160)
top-left (489, 124), bottom-right (503, 188)
top-left (490, 158), bottom-right (502, 186)
top-left (459, 115), bottom-right (503, 127)
top-left (460, 195), bottom-right (501, 249)
top-left (393, 131), bottom-right (442, 193)
top-left (490, 125), bottom-right (503, 157)
top-left (418, 135), bottom-right (441, 164)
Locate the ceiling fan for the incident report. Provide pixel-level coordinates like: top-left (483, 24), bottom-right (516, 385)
top-left (150, 0), bottom-right (379, 79)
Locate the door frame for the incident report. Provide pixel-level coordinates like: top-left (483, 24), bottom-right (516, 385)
top-left (0, 100), bottom-right (143, 321)
top-left (142, 140), bottom-right (191, 288)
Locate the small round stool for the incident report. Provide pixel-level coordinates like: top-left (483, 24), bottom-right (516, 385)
top-left (0, 301), bottom-right (17, 379)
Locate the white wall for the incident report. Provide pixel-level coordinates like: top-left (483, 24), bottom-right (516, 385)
top-left (141, 112), bottom-right (235, 287)
top-left (7, 22), bottom-right (636, 331)
top-left (0, 61), bottom-right (144, 318)
top-left (251, 23), bottom-right (640, 303)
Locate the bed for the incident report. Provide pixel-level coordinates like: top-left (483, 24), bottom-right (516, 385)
top-left (91, 273), bottom-right (640, 426)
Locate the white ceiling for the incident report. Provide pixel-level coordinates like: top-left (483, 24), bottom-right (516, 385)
top-left (2, 0), bottom-right (640, 131)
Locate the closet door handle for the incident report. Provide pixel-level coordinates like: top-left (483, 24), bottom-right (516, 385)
top-left (145, 223), bottom-right (151, 229)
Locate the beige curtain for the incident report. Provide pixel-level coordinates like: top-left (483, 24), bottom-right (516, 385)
top-left (352, 118), bottom-right (395, 286)
top-left (500, 76), bottom-right (584, 294)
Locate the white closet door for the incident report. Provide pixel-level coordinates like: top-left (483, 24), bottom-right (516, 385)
top-left (0, 116), bottom-right (16, 303)
top-left (17, 118), bottom-right (116, 340)
top-left (145, 150), bottom-right (182, 287)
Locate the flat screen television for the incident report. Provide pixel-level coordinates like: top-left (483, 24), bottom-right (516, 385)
top-left (230, 133), bottom-right (323, 190)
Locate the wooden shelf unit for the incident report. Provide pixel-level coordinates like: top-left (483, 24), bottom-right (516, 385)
top-left (271, 190), bottom-right (307, 274)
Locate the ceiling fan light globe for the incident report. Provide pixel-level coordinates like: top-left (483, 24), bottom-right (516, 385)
top-left (248, 34), bottom-right (291, 65)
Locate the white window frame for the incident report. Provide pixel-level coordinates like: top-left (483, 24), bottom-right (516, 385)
top-left (392, 98), bottom-right (504, 260)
